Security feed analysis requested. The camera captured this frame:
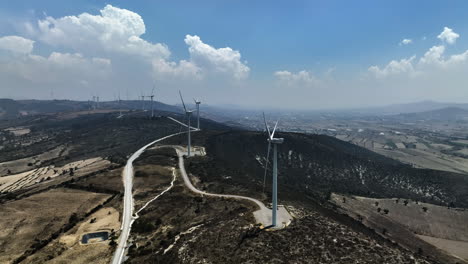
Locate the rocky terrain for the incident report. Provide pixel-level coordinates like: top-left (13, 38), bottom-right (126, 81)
top-left (0, 106), bottom-right (467, 263)
top-left (126, 147), bottom-right (439, 264)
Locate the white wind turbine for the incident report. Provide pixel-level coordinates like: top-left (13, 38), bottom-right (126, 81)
top-left (262, 112), bottom-right (284, 227)
top-left (148, 86), bottom-right (155, 118)
top-left (179, 91), bottom-right (194, 156)
top-left (193, 98), bottom-right (201, 129)
top-left (141, 93), bottom-right (146, 111)
top-left (117, 93), bottom-right (123, 119)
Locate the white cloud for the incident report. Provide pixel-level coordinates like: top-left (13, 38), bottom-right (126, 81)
top-left (419, 45), bottom-right (468, 68)
top-left (368, 56), bottom-right (416, 78)
top-left (184, 35), bottom-right (250, 79)
top-left (437, 27), bottom-right (459, 45)
top-left (152, 35), bottom-right (250, 80)
top-left (152, 59), bottom-right (202, 80)
top-left (419, 45), bottom-right (445, 66)
top-left (0, 4), bottom-right (252, 101)
top-left (274, 70), bottom-right (321, 87)
top-left (37, 4), bottom-right (170, 59)
top-left (35, 6), bottom-right (249, 82)
top-left (0, 35), bottom-right (34, 54)
top-left (400, 38), bottom-right (412, 45)
top-left (369, 43), bottom-right (468, 79)
top-left (0, 51), bottom-right (111, 83)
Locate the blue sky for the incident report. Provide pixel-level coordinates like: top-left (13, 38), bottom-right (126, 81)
top-left (1, 1), bottom-right (468, 109)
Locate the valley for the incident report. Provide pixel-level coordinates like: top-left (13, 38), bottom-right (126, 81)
top-left (0, 101), bottom-right (467, 264)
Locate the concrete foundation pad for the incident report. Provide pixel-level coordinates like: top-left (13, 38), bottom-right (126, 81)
top-left (254, 205), bottom-right (292, 229)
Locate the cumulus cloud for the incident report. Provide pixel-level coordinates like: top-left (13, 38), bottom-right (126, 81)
top-left (419, 45), bottom-right (445, 66)
top-left (0, 50), bottom-right (111, 83)
top-left (419, 45), bottom-right (468, 68)
top-left (152, 35), bottom-right (250, 80)
top-left (37, 5), bottom-right (170, 59)
top-left (274, 70), bottom-right (321, 87)
top-left (437, 27), bottom-right (459, 45)
top-left (368, 56), bottom-right (416, 78)
top-left (1, 5), bottom-right (252, 100)
top-left (184, 35), bottom-right (249, 79)
top-left (400, 38), bottom-right (412, 45)
top-left (152, 59), bottom-right (202, 80)
top-left (0, 35), bottom-right (34, 54)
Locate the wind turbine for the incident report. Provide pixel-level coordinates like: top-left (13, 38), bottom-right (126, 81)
top-left (179, 91), bottom-right (194, 156)
top-left (148, 87), bottom-right (155, 118)
top-left (117, 93), bottom-right (123, 118)
top-left (141, 94), bottom-right (146, 111)
top-left (193, 98), bottom-right (201, 129)
top-left (263, 112), bottom-right (284, 227)
top-left (92, 96), bottom-right (96, 110)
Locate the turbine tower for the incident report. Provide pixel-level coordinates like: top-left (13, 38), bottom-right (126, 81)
top-left (92, 96), bottom-right (96, 110)
top-left (263, 113), bottom-right (284, 227)
top-left (193, 98), bottom-right (201, 129)
top-left (118, 93), bottom-right (123, 118)
top-left (179, 91), bottom-right (194, 156)
top-left (148, 87), bottom-right (155, 118)
top-left (141, 94), bottom-right (146, 111)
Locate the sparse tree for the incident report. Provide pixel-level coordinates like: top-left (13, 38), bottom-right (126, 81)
top-left (383, 209), bottom-right (389, 214)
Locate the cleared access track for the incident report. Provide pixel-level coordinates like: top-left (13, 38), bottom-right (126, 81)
top-left (112, 118), bottom-right (291, 264)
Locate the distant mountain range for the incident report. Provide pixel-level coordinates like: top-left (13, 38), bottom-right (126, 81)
top-left (348, 101), bottom-right (468, 116)
top-left (0, 98), bottom-right (181, 119)
top-left (396, 106), bottom-right (468, 121)
top-left (2, 98), bottom-right (468, 122)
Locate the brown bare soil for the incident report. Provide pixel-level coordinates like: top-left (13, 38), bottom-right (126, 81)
top-left (330, 193), bottom-right (468, 264)
top-left (0, 188), bottom-right (110, 263)
top-left (23, 207), bottom-right (120, 264)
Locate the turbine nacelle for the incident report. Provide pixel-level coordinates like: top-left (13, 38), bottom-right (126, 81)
top-left (268, 137), bottom-right (284, 144)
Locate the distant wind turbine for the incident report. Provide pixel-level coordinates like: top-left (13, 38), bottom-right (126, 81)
top-left (148, 86), bottom-right (155, 118)
top-left (117, 92), bottom-right (123, 118)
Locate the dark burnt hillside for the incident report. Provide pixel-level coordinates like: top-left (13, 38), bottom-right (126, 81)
top-left (197, 131), bottom-right (468, 208)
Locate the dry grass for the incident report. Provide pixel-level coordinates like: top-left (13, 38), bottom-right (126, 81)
top-left (0, 145), bottom-right (68, 176)
top-left (331, 193), bottom-right (468, 263)
top-left (24, 207), bottom-right (120, 264)
top-left (0, 157), bottom-right (110, 193)
top-left (0, 188), bottom-right (110, 263)
top-left (417, 235), bottom-right (468, 261)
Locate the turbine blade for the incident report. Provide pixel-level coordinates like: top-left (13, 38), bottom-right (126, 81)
top-left (263, 140), bottom-right (271, 193)
top-left (262, 112), bottom-right (271, 137)
top-left (179, 90), bottom-right (187, 112)
top-left (271, 119), bottom-right (279, 139)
